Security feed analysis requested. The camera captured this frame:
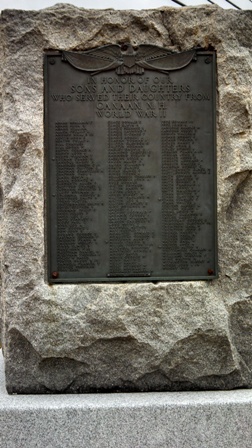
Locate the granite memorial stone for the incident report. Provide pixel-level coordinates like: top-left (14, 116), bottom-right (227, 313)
top-left (0, 4), bottom-right (251, 393)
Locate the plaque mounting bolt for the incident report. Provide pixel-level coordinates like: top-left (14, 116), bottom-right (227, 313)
top-left (52, 271), bottom-right (59, 279)
top-left (208, 269), bottom-right (214, 275)
top-left (205, 57), bottom-right (211, 64)
top-left (49, 59), bottom-right (56, 65)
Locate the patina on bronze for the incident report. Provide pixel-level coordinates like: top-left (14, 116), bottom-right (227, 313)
top-left (45, 44), bottom-right (217, 283)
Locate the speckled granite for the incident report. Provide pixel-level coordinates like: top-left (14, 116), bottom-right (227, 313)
top-left (0, 5), bottom-right (252, 393)
top-left (1, 352), bottom-right (252, 448)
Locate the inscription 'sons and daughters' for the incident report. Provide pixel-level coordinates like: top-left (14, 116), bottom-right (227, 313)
top-left (46, 46), bottom-right (216, 281)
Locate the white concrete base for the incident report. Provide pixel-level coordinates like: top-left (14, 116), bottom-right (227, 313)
top-left (1, 352), bottom-right (252, 448)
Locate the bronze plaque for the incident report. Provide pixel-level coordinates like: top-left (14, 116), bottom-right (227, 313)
top-left (45, 45), bottom-right (217, 283)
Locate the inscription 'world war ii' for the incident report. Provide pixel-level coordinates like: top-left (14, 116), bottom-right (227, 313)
top-left (45, 44), bottom-right (217, 282)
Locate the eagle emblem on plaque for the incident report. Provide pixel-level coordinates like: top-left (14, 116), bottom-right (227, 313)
top-left (62, 43), bottom-right (196, 75)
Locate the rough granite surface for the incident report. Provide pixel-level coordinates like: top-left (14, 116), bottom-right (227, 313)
top-left (0, 4), bottom-right (252, 393)
top-left (1, 354), bottom-right (252, 448)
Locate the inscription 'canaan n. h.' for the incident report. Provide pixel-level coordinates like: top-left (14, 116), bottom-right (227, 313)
top-left (45, 44), bottom-right (217, 283)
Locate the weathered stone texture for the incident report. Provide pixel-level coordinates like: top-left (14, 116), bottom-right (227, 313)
top-left (0, 5), bottom-right (252, 393)
top-left (0, 20), bottom-right (4, 347)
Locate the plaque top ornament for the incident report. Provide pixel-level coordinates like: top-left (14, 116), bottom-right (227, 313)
top-left (62, 43), bottom-right (195, 76)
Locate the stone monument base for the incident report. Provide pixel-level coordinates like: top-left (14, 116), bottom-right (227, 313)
top-left (1, 353), bottom-right (252, 448)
